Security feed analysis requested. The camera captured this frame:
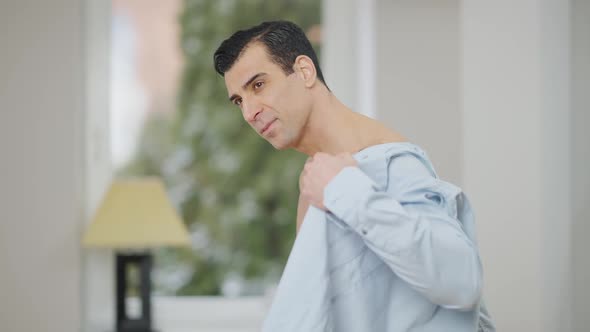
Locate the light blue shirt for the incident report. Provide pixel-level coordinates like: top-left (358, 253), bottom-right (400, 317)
top-left (262, 142), bottom-right (495, 331)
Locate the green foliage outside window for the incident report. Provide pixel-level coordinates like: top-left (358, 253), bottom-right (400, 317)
top-left (118, 0), bottom-right (321, 295)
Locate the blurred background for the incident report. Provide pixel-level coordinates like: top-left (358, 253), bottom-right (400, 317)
top-left (1, 0), bottom-right (588, 331)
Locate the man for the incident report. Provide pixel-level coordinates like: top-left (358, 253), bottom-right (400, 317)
top-left (214, 21), bottom-right (494, 331)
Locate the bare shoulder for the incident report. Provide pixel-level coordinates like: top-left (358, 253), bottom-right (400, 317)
top-left (362, 116), bottom-right (406, 143)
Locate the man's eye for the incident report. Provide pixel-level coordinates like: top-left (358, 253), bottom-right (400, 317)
top-left (254, 81), bottom-right (264, 89)
top-left (234, 98), bottom-right (242, 106)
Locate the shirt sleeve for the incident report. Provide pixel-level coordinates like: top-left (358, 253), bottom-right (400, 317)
top-left (323, 158), bottom-right (483, 311)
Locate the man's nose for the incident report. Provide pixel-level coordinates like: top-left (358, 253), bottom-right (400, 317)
top-left (242, 98), bottom-right (261, 122)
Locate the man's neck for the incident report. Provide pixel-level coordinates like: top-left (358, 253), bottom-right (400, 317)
top-left (293, 93), bottom-right (405, 156)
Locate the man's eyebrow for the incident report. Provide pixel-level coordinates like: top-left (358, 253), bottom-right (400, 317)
top-left (242, 72), bottom-right (267, 90)
top-left (228, 72), bottom-right (267, 103)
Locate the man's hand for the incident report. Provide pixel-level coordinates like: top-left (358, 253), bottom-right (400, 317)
top-left (300, 152), bottom-right (358, 211)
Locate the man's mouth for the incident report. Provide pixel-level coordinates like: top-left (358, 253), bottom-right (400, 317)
top-left (260, 119), bottom-right (277, 135)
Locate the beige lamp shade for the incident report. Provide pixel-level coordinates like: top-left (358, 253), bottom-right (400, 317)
top-left (82, 177), bottom-right (190, 248)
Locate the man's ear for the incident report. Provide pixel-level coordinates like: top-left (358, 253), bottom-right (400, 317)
top-left (293, 55), bottom-right (317, 88)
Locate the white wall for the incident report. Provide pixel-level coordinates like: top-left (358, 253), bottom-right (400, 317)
top-left (462, 1), bottom-right (572, 330)
top-left (376, 0), bottom-right (462, 185)
top-left (571, 0), bottom-right (590, 331)
top-left (0, 1), bottom-right (85, 331)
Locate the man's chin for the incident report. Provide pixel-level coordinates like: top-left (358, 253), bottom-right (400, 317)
top-left (270, 143), bottom-right (288, 151)
top-left (268, 138), bottom-right (290, 151)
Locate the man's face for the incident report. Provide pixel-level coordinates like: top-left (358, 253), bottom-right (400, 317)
top-left (224, 43), bottom-right (310, 150)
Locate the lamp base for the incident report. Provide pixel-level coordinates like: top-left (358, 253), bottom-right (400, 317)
top-left (116, 319), bottom-right (158, 332)
top-left (116, 252), bottom-right (156, 332)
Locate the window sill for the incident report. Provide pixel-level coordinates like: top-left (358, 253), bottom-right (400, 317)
top-left (128, 295), bottom-right (269, 332)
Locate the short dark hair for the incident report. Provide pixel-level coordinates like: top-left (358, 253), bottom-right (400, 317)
top-left (213, 20), bottom-right (328, 88)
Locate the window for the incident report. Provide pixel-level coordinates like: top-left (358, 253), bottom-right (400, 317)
top-left (109, 0), bottom-right (322, 319)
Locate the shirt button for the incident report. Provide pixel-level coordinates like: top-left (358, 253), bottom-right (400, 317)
top-left (361, 229), bottom-right (368, 235)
